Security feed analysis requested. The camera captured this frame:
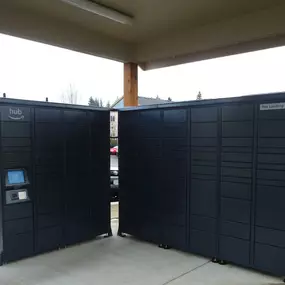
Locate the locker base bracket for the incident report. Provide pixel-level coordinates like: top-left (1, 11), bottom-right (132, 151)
top-left (104, 229), bottom-right (113, 238)
top-left (219, 260), bottom-right (227, 265)
top-left (158, 244), bottom-right (171, 250)
top-left (117, 231), bottom-right (127, 237)
top-left (211, 257), bottom-right (219, 263)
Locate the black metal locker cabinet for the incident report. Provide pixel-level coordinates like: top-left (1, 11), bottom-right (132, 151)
top-left (189, 106), bottom-right (219, 257)
top-left (118, 93), bottom-right (285, 278)
top-left (0, 106), bottom-right (34, 263)
top-left (0, 99), bottom-right (111, 264)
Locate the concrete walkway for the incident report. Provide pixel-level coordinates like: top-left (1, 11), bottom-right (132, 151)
top-left (0, 219), bottom-right (281, 285)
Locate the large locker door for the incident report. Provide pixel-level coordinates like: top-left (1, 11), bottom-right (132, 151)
top-left (189, 106), bottom-right (218, 257)
top-left (134, 110), bottom-right (162, 243)
top-left (254, 103), bottom-right (285, 276)
top-left (119, 111), bottom-right (142, 237)
top-left (160, 109), bottom-right (188, 250)
top-left (64, 110), bottom-right (93, 245)
top-left (89, 111), bottom-right (110, 237)
top-left (219, 104), bottom-right (254, 266)
top-left (0, 106), bottom-right (34, 262)
top-left (35, 108), bottom-right (64, 253)
top-left (119, 110), bottom-right (163, 243)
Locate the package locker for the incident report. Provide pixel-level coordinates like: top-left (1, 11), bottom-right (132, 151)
top-left (119, 92), bottom-right (285, 278)
top-left (0, 99), bottom-right (111, 264)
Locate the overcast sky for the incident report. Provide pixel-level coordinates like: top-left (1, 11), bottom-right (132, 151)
top-left (1, 33), bottom-right (285, 106)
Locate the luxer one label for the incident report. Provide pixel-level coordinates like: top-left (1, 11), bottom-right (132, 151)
top-left (260, 103), bottom-right (285, 111)
top-left (8, 108), bottom-right (24, 120)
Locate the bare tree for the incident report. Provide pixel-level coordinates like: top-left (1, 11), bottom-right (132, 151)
top-left (61, 84), bottom-right (79, 104)
top-left (196, 91), bottom-right (202, 100)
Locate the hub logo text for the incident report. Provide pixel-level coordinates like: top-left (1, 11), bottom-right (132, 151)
top-left (8, 108), bottom-right (24, 120)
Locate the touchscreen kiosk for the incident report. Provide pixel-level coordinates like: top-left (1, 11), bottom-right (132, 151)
top-left (5, 169), bottom-right (29, 204)
top-left (7, 170), bottom-right (26, 185)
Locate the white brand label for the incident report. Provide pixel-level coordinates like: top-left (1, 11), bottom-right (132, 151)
top-left (8, 108), bottom-right (24, 120)
top-left (260, 103), bottom-right (285, 111)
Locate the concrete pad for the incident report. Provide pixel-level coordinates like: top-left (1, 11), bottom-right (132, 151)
top-left (169, 262), bottom-right (281, 285)
top-left (0, 220), bottom-right (280, 285)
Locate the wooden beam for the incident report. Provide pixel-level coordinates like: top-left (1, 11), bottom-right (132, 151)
top-left (124, 62), bottom-right (138, 107)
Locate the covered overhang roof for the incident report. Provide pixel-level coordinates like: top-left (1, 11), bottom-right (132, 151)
top-left (1, 0), bottom-right (285, 70)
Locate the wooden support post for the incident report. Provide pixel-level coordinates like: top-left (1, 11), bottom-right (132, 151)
top-left (124, 62), bottom-right (138, 107)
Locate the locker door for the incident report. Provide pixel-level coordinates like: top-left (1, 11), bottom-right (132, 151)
top-left (255, 105), bottom-right (285, 276)
top-left (219, 104), bottom-right (254, 266)
top-left (35, 108), bottom-right (64, 253)
top-left (189, 107), bottom-right (218, 258)
top-left (64, 110), bottom-right (93, 245)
